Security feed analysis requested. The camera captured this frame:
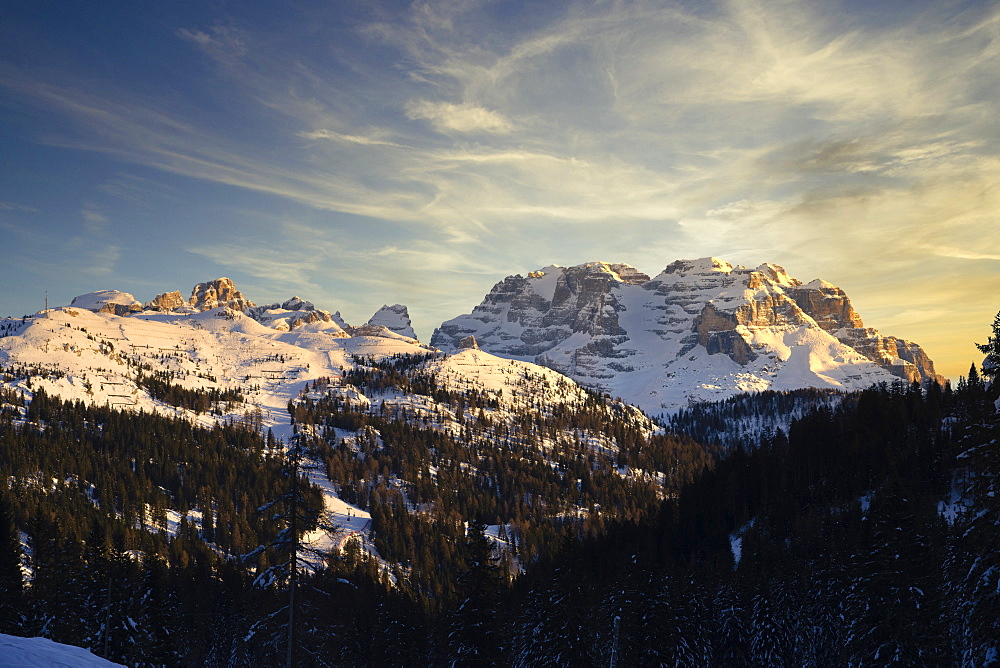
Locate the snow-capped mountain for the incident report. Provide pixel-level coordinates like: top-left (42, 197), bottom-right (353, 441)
top-left (0, 278), bottom-right (435, 427)
top-left (432, 258), bottom-right (945, 414)
top-left (367, 304), bottom-right (417, 339)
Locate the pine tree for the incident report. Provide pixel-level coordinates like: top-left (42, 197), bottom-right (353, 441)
top-left (951, 408), bottom-right (1000, 663)
top-left (243, 429), bottom-right (330, 667)
top-left (844, 478), bottom-right (948, 664)
top-left (712, 582), bottom-right (750, 665)
top-left (976, 308), bottom-right (1000, 385)
top-left (135, 556), bottom-right (182, 665)
top-left (0, 487), bottom-right (23, 634)
top-left (447, 520), bottom-right (507, 665)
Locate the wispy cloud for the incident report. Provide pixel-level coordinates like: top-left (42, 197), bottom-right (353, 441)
top-left (81, 208), bottom-right (108, 234)
top-left (298, 129), bottom-right (408, 148)
top-left (81, 245), bottom-right (122, 276)
top-left (924, 246), bottom-right (1000, 262)
top-left (2, 0), bottom-right (999, 371)
top-left (0, 201), bottom-right (38, 213)
top-left (405, 100), bottom-right (513, 134)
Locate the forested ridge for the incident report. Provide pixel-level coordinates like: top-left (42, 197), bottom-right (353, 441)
top-left (499, 372), bottom-right (1000, 665)
top-left (0, 327), bottom-right (998, 663)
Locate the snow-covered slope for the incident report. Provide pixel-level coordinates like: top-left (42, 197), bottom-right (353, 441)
top-left (0, 303), bottom-right (428, 431)
top-left (1, 277), bottom-right (650, 563)
top-left (432, 258), bottom-right (945, 415)
top-left (69, 290), bottom-right (142, 316)
top-left (0, 634), bottom-right (122, 667)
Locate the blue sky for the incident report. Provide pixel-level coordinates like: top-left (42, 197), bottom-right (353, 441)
top-left (1, 0), bottom-right (998, 379)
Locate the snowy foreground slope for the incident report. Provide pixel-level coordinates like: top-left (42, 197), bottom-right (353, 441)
top-left (0, 634), bottom-right (122, 667)
top-left (433, 258), bottom-right (944, 415)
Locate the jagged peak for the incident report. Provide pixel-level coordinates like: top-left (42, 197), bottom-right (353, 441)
top-left (527, 264), bottom-right (564, 279)
top-left (145, 290), bottom-right (188, 312)
top-left (368, 304), bottom-right (417, 340)
top-left (556, 261), bottom-right (651, 285)
top-left (753, 263), bottom-right (800, 287)
top-left (661, 257), bottom-right (735, 276)
top-left (802, 278), bottom-right (838, 290)
top-left (251, 296), bottom-right (317, 312)
top-left (331, 311), bottom-right (350, 329)
top-left (280, 296), bottom-right (314, 311)
top-left (189, 277), bottom-right (254, 312)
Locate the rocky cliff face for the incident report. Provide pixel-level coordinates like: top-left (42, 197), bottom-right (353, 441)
top-left (433, 258), bottom-right (944, 413)
top-left (188, 278), bottom-right (254, 312)
top-left (145, 290), bottom-right (186, 312)
top-left (368, 304), bottom-right (417, 340)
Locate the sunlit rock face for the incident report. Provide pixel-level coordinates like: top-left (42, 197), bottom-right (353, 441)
top-left (189, 278), bottom-right (255, 312)
top-left (457, 335), bottom-right (480, 350)
top-left (433, 258), bottom-right (944, 413)
top-left (146, 290), bottom-right (186, 312)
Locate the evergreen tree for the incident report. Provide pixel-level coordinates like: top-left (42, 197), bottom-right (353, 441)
top-left (951, 411), bottom-right (1000, 663)
top-left (243, 429), bottom-right (329, 666)
top-left (0, 487), bottom-right (23, 634)
top-left (844, 478), bottom-right (948, 665)
top-left (712, 582), bottom-right (750, 666)
top-left (977, 308), bottom-right (1000, 385)
top-left (135, 557), bottom-right (182, 665)
top-left (447, 520), bottom-right (507, 665)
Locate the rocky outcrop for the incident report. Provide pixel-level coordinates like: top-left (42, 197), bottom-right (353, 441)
top-left (245, 296), bottom-right (347, 334)
top-left (434, 257), bottom-right (944, 413)
top-left (786, 279), bottom-right (863, 331)
top-left (693, 304), bottom-right (758, 365)
top-left (145, 290), bottom-right (186, 312)
top-left (189, 278), bottom-right (254, 312)
top-left (835, 328), bottom-right (945, 385)
top-left (331, 311), bottom-right (350, 329)
top-left (347, 323), bottom-right (419, 342)
top-left (457, 335), bottom-right (480, 350)
top-left (785, 280), bottom-right (944, 384)
top-left (432, 262), bottom-right (641, 359)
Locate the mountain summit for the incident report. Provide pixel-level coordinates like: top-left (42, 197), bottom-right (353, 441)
top-left (432, 258), bottom-right (944, 414)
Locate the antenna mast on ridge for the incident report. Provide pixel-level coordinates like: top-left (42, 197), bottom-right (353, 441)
top-left (45, 290), bottom-right (48, 311)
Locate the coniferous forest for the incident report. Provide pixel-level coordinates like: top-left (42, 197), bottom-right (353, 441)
top-left (0, 317), bottom-right (998, 665)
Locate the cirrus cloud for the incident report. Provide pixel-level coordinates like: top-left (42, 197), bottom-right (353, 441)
top-left (404, 100), bottom-right (513, 134)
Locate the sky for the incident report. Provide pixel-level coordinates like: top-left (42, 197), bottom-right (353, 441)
top-left (1, 0), bottom-right (998, 381)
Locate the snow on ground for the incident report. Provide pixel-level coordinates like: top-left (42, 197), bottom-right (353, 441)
top-left (0, 302), bottom-right (660, 567)
top-left (299, 461), bottom-right (372, 566)
top-left (0, 306), bottom-right (435, 557)
top-left (730, 534), bottom-right (743, 567)
top-left (0, 634), bottom-right (122, 667)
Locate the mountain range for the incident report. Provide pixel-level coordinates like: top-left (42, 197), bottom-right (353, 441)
top-left (433, 258), bottom-right (943, 413)
top-left (0, 258), bottom-right (946, 426)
